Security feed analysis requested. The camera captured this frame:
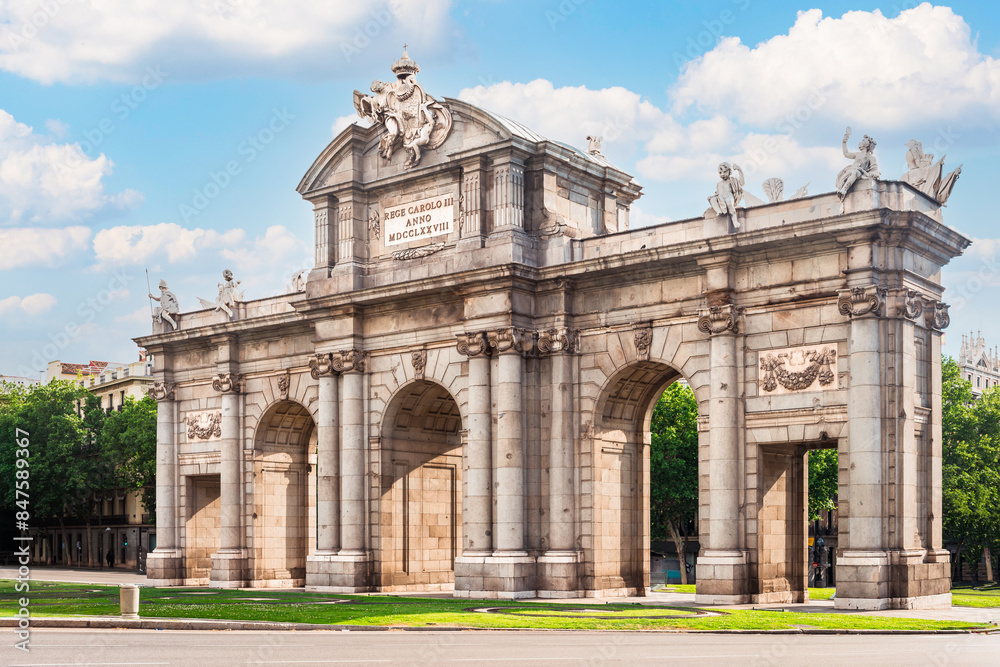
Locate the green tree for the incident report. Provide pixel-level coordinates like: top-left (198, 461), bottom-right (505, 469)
top-left (99, 395), bottom-right (157, 523)
top-left (941, 356), bottom-right (1000, 582)
top-left (808, 448), bottom-right (838, 522)
top-left (649, 382), bottom-right (699, 585)
top-left (0, 380), bottom-right (101, 565)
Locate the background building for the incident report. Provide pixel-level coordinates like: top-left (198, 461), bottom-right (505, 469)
top-left (957, 331), bottom-right (1000, 397)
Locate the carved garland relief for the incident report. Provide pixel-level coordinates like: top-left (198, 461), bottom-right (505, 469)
top-left (759, 346), bottom-right (838, 395)
top-left (186, 411), bottom-right (222, 440)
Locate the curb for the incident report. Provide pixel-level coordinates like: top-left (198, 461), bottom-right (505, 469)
top-left (0, 617), bottom-right (992, 635)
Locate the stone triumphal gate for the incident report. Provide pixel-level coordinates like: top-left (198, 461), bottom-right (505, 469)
top-left (139, 53), bottom-right (968, 609)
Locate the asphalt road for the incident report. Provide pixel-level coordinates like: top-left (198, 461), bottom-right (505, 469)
top-left (1, 629), bottom-right (997, 666)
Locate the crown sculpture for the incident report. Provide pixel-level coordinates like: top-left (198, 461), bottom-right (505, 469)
top-left (353, 47), bottom-right (454, 169)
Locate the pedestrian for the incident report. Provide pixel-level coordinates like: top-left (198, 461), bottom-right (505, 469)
top-left (107, 549), bottom-right (114, 569)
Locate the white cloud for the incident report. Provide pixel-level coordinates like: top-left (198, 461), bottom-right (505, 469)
top-left (459, 79), bottom-right (668, 161)
top-left (333, 115), bottom-right (363, 137)
top-left (0, 292), bottom-right (57, 316)
top-left (92, 223), bottom-right (246, 266)
top-left (114, 305), bottom-right (151, 325)
top-left (0, 109), bottom-right (139, 223)
top-left (0, 0), bottom-right (460, 84)
top-left (672, 4), bottom-right (1000, 128)
top-left (0, 226), bottom-right (91, 269)
top-left (220, 224), bottom-right (312, 280)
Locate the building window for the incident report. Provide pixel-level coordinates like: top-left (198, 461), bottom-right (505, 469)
top-left (977, 377), bottom-right (981, 388)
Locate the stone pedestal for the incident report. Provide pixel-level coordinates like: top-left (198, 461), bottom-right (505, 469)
top-left (695, 551), bottom-right (750, 604)
top-left (208, 550), bottom-right (247, 588)
top-left (537, 551), bottom-right (582, 597)
top-left (454, 553), bottom-right (537, 599)
top-left (305, 552), bottom-right (372, 593)
top-left (145, 549), bottom-right (184, 586)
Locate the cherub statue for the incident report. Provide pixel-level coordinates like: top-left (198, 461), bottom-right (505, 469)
top-left (835, 127), bottom-right (880, 198)
top-left (708, 162), bottom-right (745, 228)
top-left (198, 269), bottom-right (243, 318)
top-left (148, 279), bottom-right (179, 331)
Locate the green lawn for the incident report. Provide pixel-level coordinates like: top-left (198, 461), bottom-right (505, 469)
top-left (0, 581), bottom-right (988, 632)
top-left (951, 584), bottom-right (1000, 608)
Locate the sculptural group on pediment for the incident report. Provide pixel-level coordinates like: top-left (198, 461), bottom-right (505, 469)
top-left (353, 48), bottom-right (453, 169)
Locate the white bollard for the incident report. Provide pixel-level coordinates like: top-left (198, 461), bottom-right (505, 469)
top-left (120, 584), bottom-right (140, 619)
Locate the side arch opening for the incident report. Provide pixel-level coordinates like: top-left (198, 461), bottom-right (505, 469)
top-left (593, 361), bottom-right (698, 595)
top-left (251, 400), bottom-right (315, 587)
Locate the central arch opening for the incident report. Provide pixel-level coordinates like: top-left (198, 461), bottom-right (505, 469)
top-left (594, 361), bottom-right (689, 595)
top-left (380, 380), bottom-right (463, 591)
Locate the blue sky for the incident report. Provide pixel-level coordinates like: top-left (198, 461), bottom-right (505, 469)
top-left (1, 1), bottom-right (998, 377)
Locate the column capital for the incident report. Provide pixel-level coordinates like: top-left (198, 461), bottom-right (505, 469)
top-left (537, 328), bottom-right (579, 355)
top-left (332, 349), bottom-right (367, 374)
top-left (309, 352), bottom-right (336, 378)
top-left (212, 372), bottom-right (244, 394)
top-left (900, 288), bottom-right (925, 322)
top-left (147, 381), bottom-right (176, 401)
top-left (837, 285), bottom-right (886, 318)
top-left (487, 326), bottom-right (535, 356)
top-left (456, 332), bottom-right (490, 357)
top-left (931, 301), bottom-right (951, 331)
top-left (698, 304), bottom-right (741, 335)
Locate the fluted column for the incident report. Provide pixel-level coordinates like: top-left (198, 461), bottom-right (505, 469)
top-left (213, 373), bottom-right (244, 553)
top-left (457, 333), bottom-right (492, 554)
top-left (488, 327), bottom-right (533, 554)
top-left (333, 350), bottom-right (367, 555)
top-left (539, 329), bottom-right (578, 552)
top-left (310, 354), bottom-right (340, 554)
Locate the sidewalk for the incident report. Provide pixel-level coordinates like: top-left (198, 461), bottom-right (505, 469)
top-left (0, 565), bottom-right (148, 585)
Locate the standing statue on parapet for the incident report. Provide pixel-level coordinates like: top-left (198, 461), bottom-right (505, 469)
top-left (836, 127), bottom-right (880, 198)
top-left (902, 139), bottom-right (962, 205)
top-left (708, 162), bottom-right (745, 228)
top-left (198, 269), bottom-right (243, 319)
top-left (353, 47), bottom-right (453, 169)
top-left (149, 279), bottom-right (179, 331)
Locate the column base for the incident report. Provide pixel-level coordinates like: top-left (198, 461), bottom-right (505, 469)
top-left (835, 548), bottom-right (952, 610)
top-left (695, 550), bottom-right (751, 604)
top-left (209, 550), bottom-right (247, 588)
top-left (454, 552), bottom-right (537, 599)
top-left (304, 552), bottom-right (372, 593)
top-left (537, 550), bottom-right (583, 598)
top-left (146, 549), bottom-right (185, 586)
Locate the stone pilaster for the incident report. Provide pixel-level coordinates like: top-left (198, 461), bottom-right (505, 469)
top-left (537, 328), bottom-right (582, 597)
top-left (310, 197), bottom-right (336, 280)
top-left (492, 161), bottom-right (525, 231)
top-left (146, 381), bottom-right (183, 585)
top-left (695, 302), bottom-right (750, 604)
top-left (210, 372), bottom-right (247, 588)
